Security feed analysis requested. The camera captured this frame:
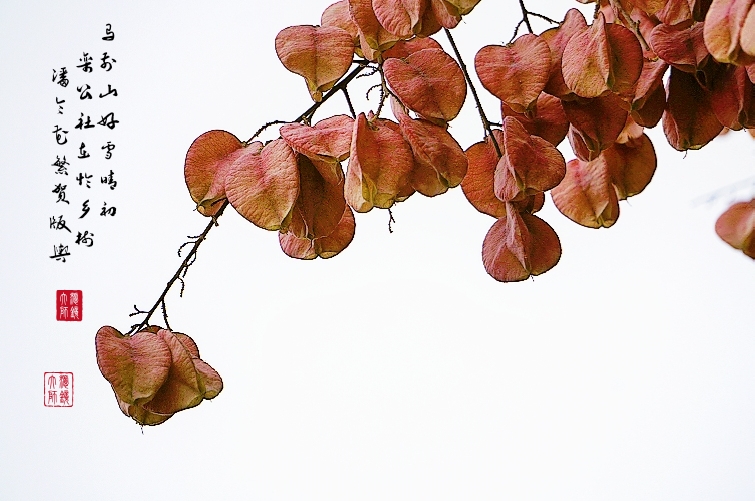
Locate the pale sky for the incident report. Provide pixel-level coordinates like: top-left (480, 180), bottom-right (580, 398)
top-left (1, 1), bottom-right (754, 499)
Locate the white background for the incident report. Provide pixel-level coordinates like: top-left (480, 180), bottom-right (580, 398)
top-left (1, 1), bottom-right (754, 499)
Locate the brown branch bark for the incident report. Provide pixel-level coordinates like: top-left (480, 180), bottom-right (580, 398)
top-left (443, 27), bottom-right (502, 158)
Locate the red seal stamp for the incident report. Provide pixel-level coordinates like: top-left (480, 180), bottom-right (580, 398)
top-left (44, 372), bottom-right (74, 407)
top-left (56, 290), bottom-right (82, 321)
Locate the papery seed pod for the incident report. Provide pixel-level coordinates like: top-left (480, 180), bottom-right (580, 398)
top-left (184, 131), bottom-right (259, 217)
top-left (704, 0), bottom-right (755, 65)
top-left (561, 13), bottom-right (643, 99)
top-left (345, 113), bottom-right (415, 212)
top-left (563, 93), bottom-right (629, 160)
top-left (225, 139), bottom-right (300, 230)
top-left (384, 48), bottom-right (466, 123)
top-left (95, 326), bottom-right (222, 426)
top-left (280, 115), bottom-right (354, 185)
top-left (715, 199), bottom-right (755, 258)
top-left (493, 116), bottom-right (566, 202)
top-left (482, 209), bottom-right (561, 282)
top-left (663, 66), bottom-right (724, 151)
top-left (275, 25), bottom-right (355, 101)
top-left (551, 157), bottom-right (620, 228)
top-left (279, 204), bottom-right (356, 260)
top-left (475, 34), bottom-right (551, 116)
top-left (501, 93), bottom-right (569, 147)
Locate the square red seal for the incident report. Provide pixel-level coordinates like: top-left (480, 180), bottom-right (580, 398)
top-left (56, 290), bottom-right (82, 321)
top-left (44, 372), bottom-right (74, 407)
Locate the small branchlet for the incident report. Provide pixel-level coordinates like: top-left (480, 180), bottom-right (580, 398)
top-left (511, 0), bottom-right (559, 41)
top-left (358, 65), bottom-right (380, 79)
top-left (129, 305), bottom-right (148, 317)
top-left (608, 0), bottom-right (650, 51)
top-left (161, 299), bottom-right (171, 330)
top-left (249, 120), bottom-right (287, 143)
top-left (366, 83), bottom-right (382, 102)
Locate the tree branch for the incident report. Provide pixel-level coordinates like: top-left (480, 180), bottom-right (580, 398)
top-left (608, 0), bottom-right (650, 52)
top-left (246, 61), bottom-right (370, 142)
top-left (129, 202), bottom-right (227, 334)
top-left (443, 27), bottom-right (502, 158)
top-left (128, 61), bottom-right (372, 334)
top-left (296, 62), bottom-right (371, 124)
top-left (518, 0), bottom-right (535, 34)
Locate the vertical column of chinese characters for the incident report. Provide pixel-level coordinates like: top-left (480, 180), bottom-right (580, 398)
top-left (50, 23), bottom-right (118, 262)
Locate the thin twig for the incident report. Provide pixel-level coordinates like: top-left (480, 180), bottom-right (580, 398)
top-left (375, 66), bottom-right (388, 118)
top-left (518, 0), bottom-right (534, 34)
top-left (129, 202), bottom-right (227, 334)
top-left (297, 62), bottom-right (370, 124)
top-left (245, 61), bottom-right (369, 142)
top-left (161, 299), bottom-right (171, 330)
top-left (509, 19), bottom-right (525, 43)
top-left (528, 12), bottom-right (558, 24)
top-left (129, 305), bottom-right (148, 317)
top-left (512, 1), bottom-right (558, 42)
top-left (178, 238), bottom-right (197, 257)
top-left (249, 120), bottom-right (287, 142)
top-left (343, 88), bottom-right (356, 118)
top-left (366, 83), bottom-right (381, 101)
top-left (443, 28), bottom-right (502, 158)
top-left (358, 65), bottom-right (379, 78)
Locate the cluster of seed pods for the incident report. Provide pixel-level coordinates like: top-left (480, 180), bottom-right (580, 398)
top-left (183, 0), bottom-right (755, 281)
top-left (96, 326), bottom-right (222, 425)
top-left (97, 0), bottom-right (755, 426)
top-left (185, 0), bottom-right (475, 260)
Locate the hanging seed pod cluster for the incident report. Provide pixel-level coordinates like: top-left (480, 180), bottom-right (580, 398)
top-left (97, 0), bottom-right (755, 425)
